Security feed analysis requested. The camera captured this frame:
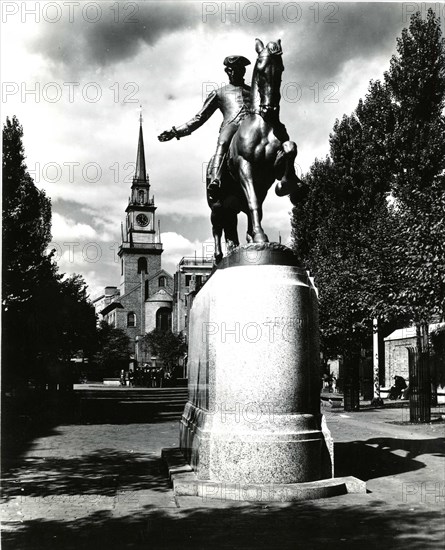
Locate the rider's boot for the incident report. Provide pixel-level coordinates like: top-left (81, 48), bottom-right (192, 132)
top-left (207, 146), bottom-right (227, 205)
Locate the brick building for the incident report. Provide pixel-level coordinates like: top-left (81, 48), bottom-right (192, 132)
top-left (172, 256), bottom-right (213, 337)
top-left (384, 322), bottom-right (445, 396)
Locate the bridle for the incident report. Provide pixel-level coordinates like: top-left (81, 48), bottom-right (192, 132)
top-left (250, 49), bottom-right (283, 118)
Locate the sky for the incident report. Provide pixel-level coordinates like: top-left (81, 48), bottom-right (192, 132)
top-left (2, 1), bottom-right (444, 298)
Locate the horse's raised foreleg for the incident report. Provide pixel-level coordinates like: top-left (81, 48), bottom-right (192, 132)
top-left (238, 158), bottom-right (268, 243)
top-left (275, 140), bottom-right (301, 197)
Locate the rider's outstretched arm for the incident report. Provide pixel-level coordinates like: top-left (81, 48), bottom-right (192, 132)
top-left (171, 90), bottom-right (219, 139)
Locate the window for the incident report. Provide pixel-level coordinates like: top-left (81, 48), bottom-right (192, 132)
top-left (138, 190), bottom-right (144, 203)
top-left (159, 276), bottom-right (166, 288)
top-left (127, 312), bottom-right (136, 327)
top-left (138, 257), bottom-right (147, 274)
top-left (121, 259), bottom-right (123, 275)
top-left (145, 280), bottom-right (149, 300)
top-left (185, 275), bottom-right (192, 287)
top-left (196, 275), bottom-right (202, 287)
top-left (156, 308), bottom-right (171, 332)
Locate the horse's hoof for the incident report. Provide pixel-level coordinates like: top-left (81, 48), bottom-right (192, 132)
top-left (226, 240), bottom-right (239, 253)
top-left (275, 176), bottom-right (302, 197)
top-left (253, 232), bottom-right (268, 243)
top-left (214, 253), bottom-right (223, 264)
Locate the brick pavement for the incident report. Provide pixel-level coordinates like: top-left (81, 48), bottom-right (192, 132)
top-left (1, 398), bottom-right (444, 549)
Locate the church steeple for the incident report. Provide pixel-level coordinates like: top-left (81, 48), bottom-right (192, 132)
top-left (118, 111), bottom-right (163, 296)
top-left (134, 107), bottom-right (148, 184)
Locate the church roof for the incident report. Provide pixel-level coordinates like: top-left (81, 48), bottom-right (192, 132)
top-left (100, 301), bottom-right (124, 316)
top-left (148, 268), bottom-right (173, 282)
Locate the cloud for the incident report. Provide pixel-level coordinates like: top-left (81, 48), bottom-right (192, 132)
top-left (27, 2), bottom-right (407, 83)
top-left (51, 212), bottom-right (96, 240)
top-left (161, 231), bottom-right (213, 274)
top-left (29, 1), bottom-right (203, 72)
top-left (4, 1), bottom-right (425, 300)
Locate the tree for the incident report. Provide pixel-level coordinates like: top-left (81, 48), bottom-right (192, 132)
top-left (291, 9), bottom-right (444, 418)
top-left (142, 329), bottom-right (187, 371)
top-left (384, 9), bottom-right (445, 326)
top-left (384, 9), bottom-right (445, 421)
top-left (2, 116), bottom-right (57, 385)
top-left (93, 321), bottom-right (130, 377)
top-left (28, 274), bottom-right (97, 364)
top-left (292, 89), bottom-right (400, 410)
top-left (2, 117), bottom-right (98, 387)
top-left (2, 116), bottom-right (55, 309)
top-left (431, 325), bottom-right (445, 393)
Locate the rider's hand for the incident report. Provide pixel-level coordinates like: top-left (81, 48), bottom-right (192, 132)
top-left (158, 130), bottom-right (175, 142)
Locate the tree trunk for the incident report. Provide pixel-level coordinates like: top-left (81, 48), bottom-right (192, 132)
top-left (343, 352), bottom-right (360, 411)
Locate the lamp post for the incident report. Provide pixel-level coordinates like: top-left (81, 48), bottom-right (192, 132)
top-left (371, 318), bottom-right (384, 407)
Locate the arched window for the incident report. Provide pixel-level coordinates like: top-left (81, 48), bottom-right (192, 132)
top-left (127, 312), bottom-right (136, 327)
top-left (156, 308), bottom-right (171, 332)
top-left (138, 257), bottom-right (147, 274)
top-left (158, 276), bottom-right (166, 288)
top-left (138, 190), bottom-right (144, 203)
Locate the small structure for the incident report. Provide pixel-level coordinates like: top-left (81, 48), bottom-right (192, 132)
top-left (385, 322), bottom-right (445, 403)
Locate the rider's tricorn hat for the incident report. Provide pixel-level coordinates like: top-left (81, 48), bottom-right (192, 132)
top-left (223, 55), bottom-right (251, 67)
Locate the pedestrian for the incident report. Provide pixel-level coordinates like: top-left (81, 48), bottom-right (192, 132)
top-left (157, 367), bottom-right (164, 388)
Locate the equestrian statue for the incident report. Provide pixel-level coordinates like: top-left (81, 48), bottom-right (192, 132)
top-left (158, 38), bottom-right (302, 263)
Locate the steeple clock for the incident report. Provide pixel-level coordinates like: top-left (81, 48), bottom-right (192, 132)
top-left (118, 114), bottom-right (163, 295)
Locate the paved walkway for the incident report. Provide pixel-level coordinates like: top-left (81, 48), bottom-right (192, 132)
top-left (1, 398), bottom-right (444, 549)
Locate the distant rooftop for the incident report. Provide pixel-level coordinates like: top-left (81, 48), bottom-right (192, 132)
top-left (385, 322), bottom-right (445, 341)
top-left (178, 256), bottom-right (214, 268)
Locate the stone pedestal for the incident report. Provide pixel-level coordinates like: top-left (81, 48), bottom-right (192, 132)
top-left (179, 244), bottom-right (334, 485)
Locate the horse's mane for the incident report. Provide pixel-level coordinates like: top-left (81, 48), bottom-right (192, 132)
top-left (265, 41), bottom-right (282, 56)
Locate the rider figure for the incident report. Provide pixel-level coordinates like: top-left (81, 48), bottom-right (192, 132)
top-left (158, 55), bottom-right (251, 203)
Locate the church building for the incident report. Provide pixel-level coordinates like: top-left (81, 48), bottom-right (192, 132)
top-left (94, 115), bottom-right (174, 364)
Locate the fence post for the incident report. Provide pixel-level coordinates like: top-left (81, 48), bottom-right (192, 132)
top-left (407, 346), bottom-right (431, 423)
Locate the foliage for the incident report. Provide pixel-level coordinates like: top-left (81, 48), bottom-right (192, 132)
top-left (2, 115), bottom-right (54, 309)
top-left (142, 329), bottom-right (187, 370)
top-left (2, 116), bottom-right (97, 386)
top-left (292, 92), bottom-right (402, 360)
top-left (292, 9), bottom-right (444, 362)
top-left (431, 325), bottom-right (445, 360)
top-left (384, 9), bottom-right (445, 334)
top-left (93, 321), bottom-right (130, 375)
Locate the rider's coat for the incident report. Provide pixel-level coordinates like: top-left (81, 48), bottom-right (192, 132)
top-left (174, 83), bottom-right (252, 136)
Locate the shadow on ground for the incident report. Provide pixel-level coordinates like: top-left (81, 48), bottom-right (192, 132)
top-left (1, 390), bottom-right (184, 474)
top-left (3, 393), bottom-right (445, 550)
top-left (2, 500), bottom-right (444, 550)
top-left (335, 437), bottom-right (445, 480)
top-left (1, 450), bottom-right (170, 501)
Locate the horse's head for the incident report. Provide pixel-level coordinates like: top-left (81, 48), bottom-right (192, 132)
top-left (252, 38), bottom-right (284, 118)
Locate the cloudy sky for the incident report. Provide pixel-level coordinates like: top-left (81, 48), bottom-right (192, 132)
top-left (2, 1), bottom-right (442, 298)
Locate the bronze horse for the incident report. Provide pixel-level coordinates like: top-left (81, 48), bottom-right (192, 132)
top-left (209, 38), bottom-right (300, 262)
